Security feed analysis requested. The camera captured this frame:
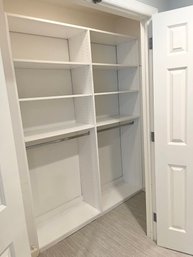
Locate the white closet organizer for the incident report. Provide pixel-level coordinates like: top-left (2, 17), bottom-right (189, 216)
top-left (7, 13), bottom-right (142, 250)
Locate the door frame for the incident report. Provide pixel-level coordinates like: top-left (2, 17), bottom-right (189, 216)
top-left (82, 0), bottom-right (157, 241)
top-left (140, 18), bottom-right (155, 240)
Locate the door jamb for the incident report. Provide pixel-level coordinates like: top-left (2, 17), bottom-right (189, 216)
top-left (140, 18), bottom-right (155, 240)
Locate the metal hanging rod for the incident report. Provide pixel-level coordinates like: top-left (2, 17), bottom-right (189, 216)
top-left (97, 120), bottom-right (134, 133)
top-left (26, 131), bottom-right (90, 150)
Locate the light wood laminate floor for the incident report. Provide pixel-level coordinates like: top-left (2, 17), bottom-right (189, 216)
top-left (39, 192), bottom-right (189, 257)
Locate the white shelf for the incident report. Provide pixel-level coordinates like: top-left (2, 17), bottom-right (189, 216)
top-left (90, 30), bottom-right (136, 45)
top-left (14, 59), bottom-right (90, 69)
top-left (102, 179), bottom-right (141, 212)
top-left (37, 201), bottom-right (100, 250)
top-left (93, 63), bottom-right (138, 70)
top-left (24, 122), bottom-right (94, 143)
top-left (19, 94), bottom-right (92, 102)
top-left (94, 90), bottom-right (138, 96)
top-left (7, 13), bottom-right (136, 43)
top-left (7, 13), bottom-right (87, 39)
top-left (96, 115), bottom-right (139, 128)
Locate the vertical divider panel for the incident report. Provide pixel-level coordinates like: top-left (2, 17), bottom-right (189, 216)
top-left (118, 36), bottom-right (142, 189)
top-left (69, 31), bottom-right (91, 63)
top-left (117, 39), bottom-right (139, 66)
top-left (120, 120), bottom-right (142, 188)
top-left (86, 30), bottom-right (102, 210)
top-left (78, 30), bottom-right (102, 211)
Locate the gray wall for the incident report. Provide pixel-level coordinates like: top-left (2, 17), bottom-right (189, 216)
top-left (137, 0), bottom-right (193, 11)
top-left (137, 0), bottom-right (169, 11)
top-left (168, 0), bottom-right (193, 10)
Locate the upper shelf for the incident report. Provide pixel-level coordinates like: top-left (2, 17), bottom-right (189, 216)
top-left (90, 30), bottom-right (136, 45)
top-left (14, 59), bottom-right (90, 69)
top-left (7, 13), bottom-right (87, 39)
top-left (7, 13), bottom-right (137, 42)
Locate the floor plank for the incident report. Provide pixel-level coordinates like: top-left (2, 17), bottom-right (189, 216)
top-left (39, 192), bottom-right (189, 257)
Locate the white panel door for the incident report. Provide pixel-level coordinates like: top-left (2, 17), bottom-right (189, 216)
top-left (0, 48), bottom-right (31, 257)
top-left (153, 6), bottom-right (193, 255)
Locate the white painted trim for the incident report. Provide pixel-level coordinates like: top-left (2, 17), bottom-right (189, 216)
top-left (140, 19), bottom-right (154, 239)
top-left (84, 0), bottom-right (157, 20)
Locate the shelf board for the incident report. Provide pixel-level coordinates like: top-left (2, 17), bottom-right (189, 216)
top-left (14, 59), bottom-right (90, 69)
top-left (94, 90), bottom-right (138, 96)
top-left (7, 13), bottom-right (136, 43)
top-left (7, 13), bottom-right (87, 39)
top-left (19, 94), bottom-right (92, 102)
top-left (96, 115), bottom-right (139, 128)
top-left (93, 63), bottom-right (138, 70)
top-left (90, 30), bottom-right (136, 45)
top-left (102, 179), bottom-right (141, 212)
top-left (37, 201), bottom-right (99, 250)
top-left (24, 122), bottom-right (94, 143)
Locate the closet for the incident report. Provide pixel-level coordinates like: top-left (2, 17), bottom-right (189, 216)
top-left (5, 3), bottom-right (143, 252)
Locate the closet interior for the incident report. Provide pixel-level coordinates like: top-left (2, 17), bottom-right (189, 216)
top-left (6, 5), bottom-right (143, 251)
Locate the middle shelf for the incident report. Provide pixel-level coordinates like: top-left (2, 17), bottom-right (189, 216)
top-left (20, 96), bottom-right (95, 143)
top-left (96, 115), bottom-right (139, 128)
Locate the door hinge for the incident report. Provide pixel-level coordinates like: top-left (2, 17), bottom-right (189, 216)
top-left (149, 37), bottom-right (153, 50)
top-left (151, 132), bottom-right (155, 142)
top-left (153, 212), bottom-right (157, 223)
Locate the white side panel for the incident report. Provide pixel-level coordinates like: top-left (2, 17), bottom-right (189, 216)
top-left (118, 68), bottom-right (139, 91)
top-left (95, 94), bottom-right (119, 118)
top-left (78, 129), bottom-right (101, 209)
top-left (93, 69), bottom-right (118, 93)
top-left (69, 31), bottom-right (91, 63)
top-left (121, 120), bottom-right (142, 187)
top-left (71, 66), bottom-right (92, 94)
top-left (98, 128), bottom-right (122, 187)
top-left (117, 40), bottom-right (139, 66)
top-left (0, 35), bottom-right (31, 257)
top-left (75, 97), bottom-right (94, 124)
top-left (91, 43), bottom-right (117, 64)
